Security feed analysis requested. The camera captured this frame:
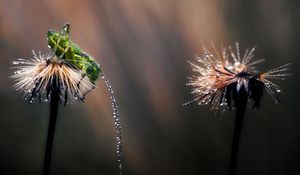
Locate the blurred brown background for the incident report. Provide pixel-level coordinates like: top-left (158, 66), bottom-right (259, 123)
top-left (0, 0), bottom-right (299, 174)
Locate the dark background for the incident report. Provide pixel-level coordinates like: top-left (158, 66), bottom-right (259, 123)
top-left (0, 0), bottom-right (299, 174)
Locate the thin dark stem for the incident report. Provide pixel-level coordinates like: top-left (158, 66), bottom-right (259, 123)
top-left (43, 90), bottom-right (60, 175)
top-left (228, 87), bottom-right (248, 175)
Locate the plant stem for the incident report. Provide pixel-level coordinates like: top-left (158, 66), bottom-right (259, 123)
top-left (228, 87), bottom-right (248, 175)
top-left (43, 89), bottom-right (60, 175)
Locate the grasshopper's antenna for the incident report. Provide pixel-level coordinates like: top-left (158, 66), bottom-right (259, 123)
top-left (61, 23), bottom-right (70, 39)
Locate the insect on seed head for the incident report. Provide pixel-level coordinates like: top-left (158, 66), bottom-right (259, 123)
top-left (11, 51), bottom-right (95, 104)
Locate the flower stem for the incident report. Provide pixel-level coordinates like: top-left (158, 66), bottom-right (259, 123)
top-left (228, 87), bottom-right (248, 175)
top-left (43, 85), bottom-right (60, 175)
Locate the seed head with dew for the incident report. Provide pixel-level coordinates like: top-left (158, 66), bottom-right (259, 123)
top-left (186, 42), bottom-right (290, 111)
top-left (11, 50), bottom-right (94, 105)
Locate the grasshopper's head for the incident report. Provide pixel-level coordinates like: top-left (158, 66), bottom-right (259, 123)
top-left (47, 30), bottom-right (57, 39)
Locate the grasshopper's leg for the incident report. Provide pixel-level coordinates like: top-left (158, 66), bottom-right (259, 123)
top-left (59, 46), bottom-right (71, 59)
top-left (51, 24), bottom-right (70, 57)
top-left (52, 33), bottom-right (63, 57)
top-left (58, 45), bottom-right (75, 63)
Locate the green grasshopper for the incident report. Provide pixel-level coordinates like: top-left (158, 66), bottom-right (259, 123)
top-left (47, 24), bottom-right (101, 84)
top-left (48, 25), bottom-right (123, 173)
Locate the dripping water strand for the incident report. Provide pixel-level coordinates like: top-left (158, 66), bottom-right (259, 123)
top-left (101, 74), bottom-right (123, 175)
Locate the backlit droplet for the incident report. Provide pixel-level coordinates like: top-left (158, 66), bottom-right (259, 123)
top-left (14, 71), bottom-right (22, 75)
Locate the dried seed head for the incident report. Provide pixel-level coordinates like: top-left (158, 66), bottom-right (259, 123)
top-left (11, 51), bottom-right (95, 104)
top-left (186, 42), bottom-right (290, 111)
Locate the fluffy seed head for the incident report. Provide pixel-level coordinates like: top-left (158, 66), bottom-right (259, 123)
top-left (186, 42), bottom-right (290, 111)
top-left (11, 51), bottom-right (95, 104)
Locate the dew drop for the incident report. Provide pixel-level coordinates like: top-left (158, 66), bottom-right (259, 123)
top-left (14, 71), bottom-right (22, 75)
top-left (220, 102), bottom-right (226, 106)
